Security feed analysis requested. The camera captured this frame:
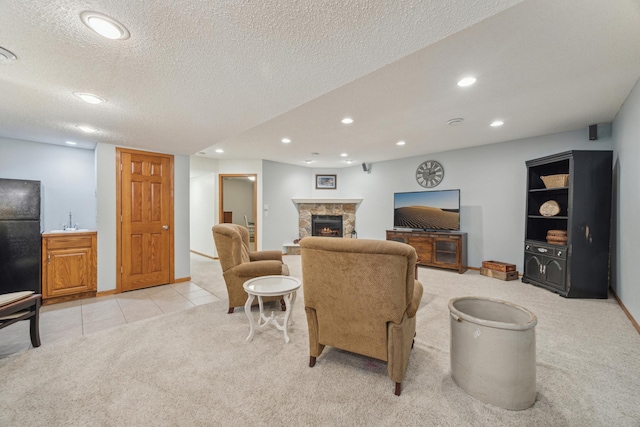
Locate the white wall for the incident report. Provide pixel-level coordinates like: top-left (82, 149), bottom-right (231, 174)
top-left (173, 155), bottom-right (190, 280)
top-left (611, 77), bottom-right (640, 323)
top-left (190, 156), bottom-right (218, 258)
top-left (0, 137), bottom-right (96, 232)
top-left (261, 127), bottom-right (613, 270)
top-left (95, 143), bottom-right (117, 292)
top-left (262, 160), bottom-right (313, 249)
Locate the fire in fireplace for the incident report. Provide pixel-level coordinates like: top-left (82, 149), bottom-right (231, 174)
top-left (311, 215), bottom-right (343, 237)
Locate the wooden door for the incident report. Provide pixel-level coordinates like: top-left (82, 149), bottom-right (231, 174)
top-left (117, 148), bottom-right (174, 292)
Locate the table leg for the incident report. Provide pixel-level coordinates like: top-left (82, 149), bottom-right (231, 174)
top-left (257, 295), bottom-right (266, 326)
top-left (282, 291), bottom-right (297, 343)
top-left (244, 293), bottom-right (256, 341)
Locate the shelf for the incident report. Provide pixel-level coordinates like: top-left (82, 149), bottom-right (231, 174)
top-left (529, 187), bottom-right (569, 193)
top-left (527, 239), bottom-right (567, 247)
top-left (528, 215), bottom-right (568, 220)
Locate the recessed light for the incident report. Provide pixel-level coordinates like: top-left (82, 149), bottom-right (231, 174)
top-left (346, 160), bottom-right (353, 164)
top-left (281, 138), bottom-right (291, 144)
top-left (457, 77), bottom-right (476, 87)
top-left (341, 117), bottom-right (353, 124)
top-left (304, 160), bottom-right (313, 164)
top-left (396, 141), bottom-right (406, 146)
top-left (340, 153), bottom-right (348, 157)
top-left (65, 141), bottom-right (78, 146)
top-left (490, 120), bottom-right (504, 127)
top-left (215, 149), bottom-right (224, 153)
top-left (74, 92), bottom-right (105, 104)
top-left (78, 125), bottom-right (97, 133)
top-left (0, 46), bottom-right (17, 61)
top-left (80, 11), bottom-right (130, 40)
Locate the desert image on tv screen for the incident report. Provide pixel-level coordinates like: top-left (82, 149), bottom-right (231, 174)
top-left (394, 191), bottom-right (459, 230)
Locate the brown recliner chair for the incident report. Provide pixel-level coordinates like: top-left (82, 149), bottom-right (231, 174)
top-left (212, 224), bottom-right (290, 313)
top-left (300, 237), bottom-right (424, 396)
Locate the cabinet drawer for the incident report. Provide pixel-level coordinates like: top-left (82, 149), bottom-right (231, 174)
top-left (524, 242), bottom-right (566, 259)
top-left (46, 236), bottom-right (93, 250)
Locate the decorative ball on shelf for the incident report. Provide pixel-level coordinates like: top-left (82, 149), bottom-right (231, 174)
top-left (539, 200), bottom-right (560, 217)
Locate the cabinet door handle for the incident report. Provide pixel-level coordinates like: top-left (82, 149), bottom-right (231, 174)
top-left (539, 264), bottom-right (543, 273)
top-left (542, 265), bottom-right (546, 274)
top-left (47, 252), bottom-right (50, 264)
top-left (162, 225), bottom-right (169, 230)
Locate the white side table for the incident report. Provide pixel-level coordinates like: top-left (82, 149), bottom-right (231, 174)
top-left (243, 275), bottom-right (302, 343)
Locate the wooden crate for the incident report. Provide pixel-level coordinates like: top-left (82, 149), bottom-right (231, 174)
top-left (481, 260), bottom-right (516, 272)
top-left (480, 267), bottom-right (519, 281)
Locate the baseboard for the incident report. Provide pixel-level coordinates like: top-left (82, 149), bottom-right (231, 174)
top-left (96, 289), bottom-right (117, 297)
top-left (173, 277), bottom-right (191, 284)
top-left (610, 287), bottom-right (640, 334)
top-left (190, 250), bottom-right (217, 260)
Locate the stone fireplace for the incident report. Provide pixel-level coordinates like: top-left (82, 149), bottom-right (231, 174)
top-left (293, 198), bottom-right (361, 240)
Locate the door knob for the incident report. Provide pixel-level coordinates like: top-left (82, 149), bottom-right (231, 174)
top-left (162, 225), bottom-right (169, 230)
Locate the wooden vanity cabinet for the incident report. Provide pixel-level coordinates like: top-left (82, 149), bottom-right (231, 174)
top-left (41, 232), bottom-right (97, 304)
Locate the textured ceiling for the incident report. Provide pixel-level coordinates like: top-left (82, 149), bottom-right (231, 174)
top-left (1, 1), bottom-right (639, 168)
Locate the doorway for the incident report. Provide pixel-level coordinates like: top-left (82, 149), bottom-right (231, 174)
top-left (219, 174), bottom-right (257, 250)
top-left (116, 148), bottom-right (175, 292)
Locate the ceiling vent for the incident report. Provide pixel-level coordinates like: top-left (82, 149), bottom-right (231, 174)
top-left (0, 47), bottom-right (17, 61)
top-left (447, 118), bottom-right (464, 126)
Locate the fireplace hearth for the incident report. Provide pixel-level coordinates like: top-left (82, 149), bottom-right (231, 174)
top-left (312, 215), bottom-right (343, 237)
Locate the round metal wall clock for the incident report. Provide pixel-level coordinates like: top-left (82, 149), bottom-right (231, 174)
top-left (415, 160), bottom-right (444, 188)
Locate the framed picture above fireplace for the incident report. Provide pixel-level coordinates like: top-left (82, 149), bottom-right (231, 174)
top-left (315, 174), bottom-right (337, 189)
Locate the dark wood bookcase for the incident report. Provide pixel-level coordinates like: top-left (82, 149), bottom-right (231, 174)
top-left (522, 150), bottom-right (612, 298)
top-left (386, 230), bottom-right (467, 274)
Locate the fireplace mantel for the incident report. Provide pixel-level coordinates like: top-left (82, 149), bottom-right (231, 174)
top-left (292, 198), bottom-right (362, 205)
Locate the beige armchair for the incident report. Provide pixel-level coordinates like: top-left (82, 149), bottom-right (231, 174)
top-left (212, 224), bottom-right (289, 313)
top-left (300, 237), bottom-right (424, 396)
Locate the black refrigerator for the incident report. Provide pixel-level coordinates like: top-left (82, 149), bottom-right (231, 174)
top-left (0, 178), bottom-right (42, 294)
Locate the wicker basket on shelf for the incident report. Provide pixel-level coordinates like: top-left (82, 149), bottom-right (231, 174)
top-left (546, 229), bottom-right (568, 245)
top-left (541, 174), bottom-right (569, 188)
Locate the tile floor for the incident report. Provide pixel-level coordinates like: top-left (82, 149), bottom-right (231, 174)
top-left (0, 281), bottom-right (220, 357)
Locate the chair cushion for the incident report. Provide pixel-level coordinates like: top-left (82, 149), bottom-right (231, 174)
top-left (0, 291), bottom-right (34, 308)
top-left (0, 310), bottom-right (29, 321)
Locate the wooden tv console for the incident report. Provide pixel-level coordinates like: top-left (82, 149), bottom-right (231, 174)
top-left (386, 230), bottom-right (467, 274)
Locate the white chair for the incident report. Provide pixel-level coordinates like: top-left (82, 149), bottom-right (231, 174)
top-left (244, 215), bottom-right (255, 240)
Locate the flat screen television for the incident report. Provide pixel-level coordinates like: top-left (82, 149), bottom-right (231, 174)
top-left (393, 189), bottom-right (460, 231)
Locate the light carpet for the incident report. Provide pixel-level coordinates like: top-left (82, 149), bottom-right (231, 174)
top-left (1, 254), bottom-right (639, 426)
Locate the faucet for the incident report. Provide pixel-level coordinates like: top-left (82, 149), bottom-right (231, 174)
top-left (69, 211), bottom-right (73, 229)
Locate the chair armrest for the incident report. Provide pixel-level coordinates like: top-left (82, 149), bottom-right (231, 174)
top-left (232, 260), bottom-right (285, 277)
top-left (406, 280), bottom-right (424, 318)
top-left (249, 250), bottom-right (283, 262)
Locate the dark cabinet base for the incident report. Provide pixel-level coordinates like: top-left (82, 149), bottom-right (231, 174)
top-left (523, 241), bottom-right (567, 295)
